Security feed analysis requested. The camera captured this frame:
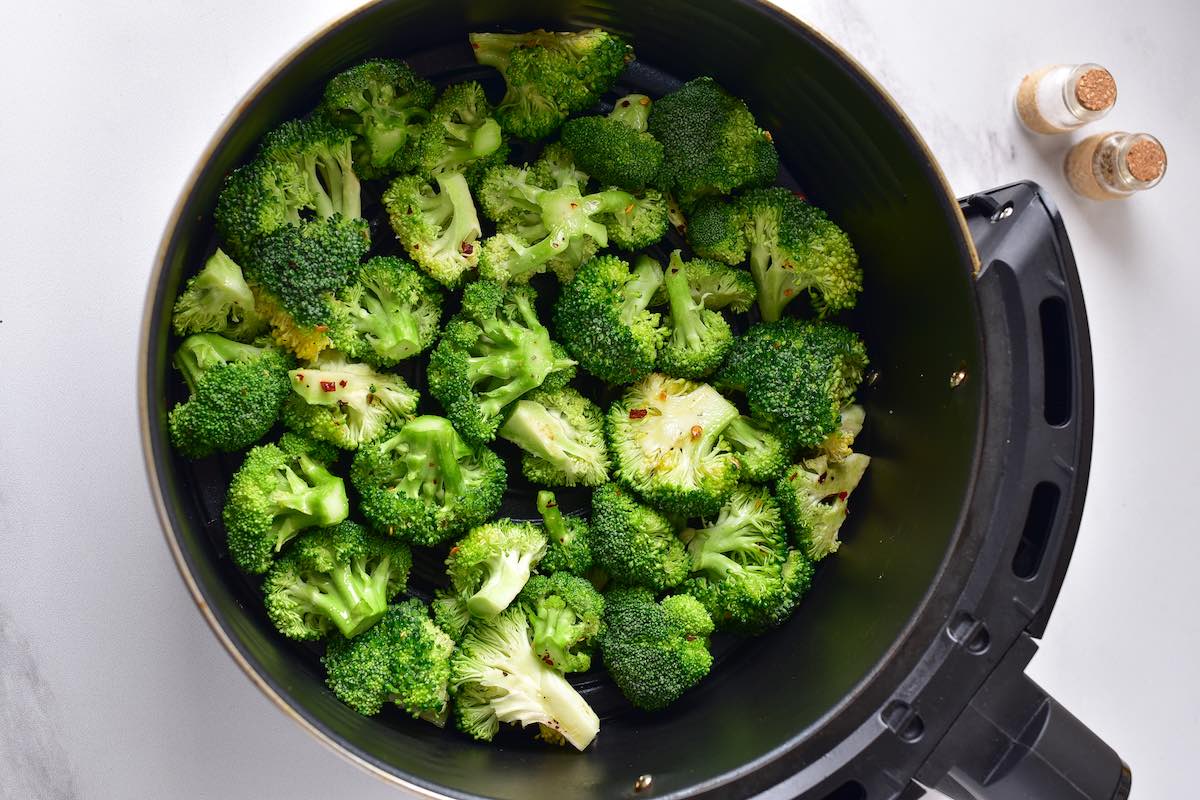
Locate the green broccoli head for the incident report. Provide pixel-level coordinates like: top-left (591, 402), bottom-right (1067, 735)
top-left (740, 188), bottom-right (862, 320)
top-left (223, 433), bottom-right (349, 574)
top-left (647, 76), bottom-right (778, 209)
top-left (171, 248), bottom-right (266, 341)
top-left (323, 599), bottom-right (454, 724)
top-left (560, 94), bottom-right (664, 191)
top-left (656, 250), bottom-right (734, 379)
top-left (777, 453), bottom-right (871, 561)
top-left (685, 196), bottom-right (749, 265)
top-left (498, 387), bottom-right (610, 487)
top-left (328, 256), bottom-right (444, 367)
top-left (257, 117), bottom-right (363, 222)
top-left (606, 373), bottom-right (741, 517)
top-left (651, 254), bottom-right (757, 313)
top-left (519, 572), bottom-right (604, 674)
top-left (427, 280), bottom-right (575, 445)
top-left (168, 334), bottom-right (294, 458)
top-left (263, 520), bottom-right (412, 640)
top-left (598, 586), bottom-right (714, 711)
top-left (446, 520), bottom-right (548, 619)
top-left (597, 188), bottom-right (670, 251)
top-left (536, 490), bottom-right (593, 576)
top-left (680, 485), bottom-right (811, 633)
top-left (281, 351), bottom-right (418, 450)
top-left (214, 158), bottom-right (312, 263)
top-left (415, 81), bottom-right (508, 184)
top-left (717, 319), bottom-right (868, 451)
top-left (382, 172), bottom-right (482, 288)
top-left (723, 415), bottom-right (790, 484)
top-left (320, 59), bottom-right (436, 178)
top-left (350, 415), bottom-right (506, 546)
top-left (553, 254), bottom-right (666, 385)
top-left (450, 607), bottom-right (600, 750)
top-left (431, 588), bottom-right (473, 643)
top-left (589, 483), bottom-right (688, 592)
top-left (469, 28), bottom-right (632, 141)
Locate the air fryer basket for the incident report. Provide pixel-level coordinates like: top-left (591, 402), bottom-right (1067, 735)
top-left (140, 2), bottom-right (1127, 798)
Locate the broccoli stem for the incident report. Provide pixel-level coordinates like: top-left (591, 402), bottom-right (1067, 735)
top-left (537, 490), bottom-right (568, 540)
top-left (620, 256), bottom-right (664, 324)
top-left (353, 288), bottom-right (423, 358)
top-left (537, 667), bottom-right (601, 749)
top-left (609, 94), bottom-right (652, 132)
top-left (664, 251), bottom-right (707, 350)
top-left (531, 601), bottom-right (586, 671)
top-left (499, 401), bottom-right (595, 476)
top-left (467, 550), bottom-right (537, 618)
top-left (431, 172), bottom-right (481, 258)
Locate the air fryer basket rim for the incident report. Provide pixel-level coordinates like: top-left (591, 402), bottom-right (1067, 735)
top-left (140, 1), bottom-right (987, 797)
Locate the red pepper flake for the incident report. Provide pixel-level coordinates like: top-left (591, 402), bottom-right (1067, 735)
top-left (450, 546), bottom-right (460, 555)
top-left (837, 491), bottom-right (848, 501)
top-left (546, 499), bottom-right (558, 508)
top-left (818, 472), bottom-right (827, 483)
top-left (541, 654), bottom-right (555, 666)
top-left (320, 380), bottom-right (337, 392)
top-left (782, 288), bottom-right (794, 297)
top-left (763, 130), bottom-right (774, 143)
top-left (338, 379), bottom-right (347, 387)
top-left (629, 408), bottom-right (648, 420)
top-left (792, 189), bottom-right (807, 200)
top-left (789, 472), bottom-right (798, 481)
top-left (461, 242), bottom-right (474, 255)
top-left (639, 96), bottom-right (650, 106)
top-left (690, 425), bottom-right (703, 439)
top-left (623, 203), bottom-right (635, 215)
top-left (471, 41), bottom-right (480, 49)
top-left (314, 324), bottom-right (329, 333)
top-left (685, 634), bottom-right (696, 641)
top-left (295, 373), bottom-right (304, 380)
top-left (569, 202), bottom-right (579, 209)
top-left (620, 99), bottom-right (631, 107)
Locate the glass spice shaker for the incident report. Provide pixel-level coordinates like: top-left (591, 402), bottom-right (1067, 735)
top-left (1064, 132), bottom-right (1167, 201)
top-left (1015, 63), bottom-right (1117, 134)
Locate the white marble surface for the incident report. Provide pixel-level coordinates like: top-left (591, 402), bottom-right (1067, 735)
top-left (1, 1), bottom-right (1196, 797)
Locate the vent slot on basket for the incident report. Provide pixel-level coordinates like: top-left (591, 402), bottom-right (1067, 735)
top-left (1012, 482), bottom-right (1061, 579)
top-left (1040, 297), bottom-right (1072, 426)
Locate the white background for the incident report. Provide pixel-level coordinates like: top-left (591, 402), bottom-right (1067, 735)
top-left (1, 1), bottom-right (1196, 798)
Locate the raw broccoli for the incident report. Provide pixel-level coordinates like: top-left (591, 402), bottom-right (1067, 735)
top-left (427, 280), bottom-right (575, 445)
top-left (598, 587), bottom-right (714, 711)
top-left (777, 453), bottom-right (871, 561)
top-left (606, 373), bottom-right (741, 517)
top-left (741, 188), bottom-right (861, 320)
top-left (223, 433), bottom-right (349, 574)
top-left (415, 81), bottom-right (508, 184)
top-left (446, 520), bottom-right (548, 618)
top-left (281, 352), bottom-right (419, 450)
top-left (723, 415), bottom-right (789, 484)
top-left (351, 415), bottom-right (506, 546)
top-left (382, 172), bottom-right (482, 288)
top-left (469, 28), bottom-right (632, 140)
top-left (498, 388), bottom-right (610, 487)
top-left (519, 572), bottom-right (604, 673)
top-left (328, 256), bottom-right (444, 367)
top-left (171, 248), bottom-right (265, 340)
top-left (680, 485), bottom-right (812, 633)
top-left (536, 490), bottom-right (593, 576)
top-left (263, 520), bottom-right (412, 640)
top-left (656, 250), bottom-right (734, 379)
top-left (589, 483), bottom-right (688, 592)
top-left (647, 76), bottom-right (778, 209)
top-left (323, 599), bottom-right (454, 724)
top-left (432, 589), bottom-right (472, 643)
top-left (320, 59), bottom-right (436, 178)
top-left (552, 254), bottom-right (665, 385)
top-left (718, 319), bottom-right (868, 451)
top-left (451, 607), bottom-right (600, 750)
top-left (818, 404), bottom-right (866, 462)
top-left (167, 333), bottom-right (293, 458)
top-left (686, 196), bottom-right (748, 265)
top-left (650, 255), bottom-right (757, 313)
top-left (560, 94), bottom-right (663, 191)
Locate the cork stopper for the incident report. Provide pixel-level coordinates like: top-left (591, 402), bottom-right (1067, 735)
top-left (1126, 138), bottom-right (1166, 182)
top-left (1074, 68), bottom-right (1117, 111)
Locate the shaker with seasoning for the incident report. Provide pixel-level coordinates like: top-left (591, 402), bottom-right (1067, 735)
top-left (1064, 132), bottom-right (1167, 201)
top-left (1016, 63), bottom-right (1117, 134)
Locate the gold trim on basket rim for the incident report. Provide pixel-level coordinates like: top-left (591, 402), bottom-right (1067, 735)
top-left (138, 2), bottom-right (980, 795)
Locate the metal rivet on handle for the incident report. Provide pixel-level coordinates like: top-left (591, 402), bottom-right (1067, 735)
top-left (634, 774), bottom-right (653, 792)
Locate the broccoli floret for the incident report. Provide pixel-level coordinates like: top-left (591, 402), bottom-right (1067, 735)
top-left (723, 415), bottom-right (789, 483)
top-left (739, 188), bottom-right (861, 320)
top-left (589, 483), bottom-right (688, 591)
top-left (223, 433), bottom-right (349, 574)
top-left (168, 334), bottom-right (293, 458)
top-left (328, 256), bottom-right (444, 367)
top-left (818, 404), bottom-right (866, 462)
top-left (446, 521), bottom-right (548, 619)
top-left (323, 599), bottom-right (454, 724)
top-left (451, 607), bottom-right (600, 749)
top-left (650, 255), bottom-right (756, 313)
top-left (680, 485), bottom-right (811, 633)
top-left (553, 254), bottom-right (665, 385)
top-left (536, 490), bottom-right (593, 576)
top-left (598, 587), bottom-right (714, 711)
top-left (320, 59), bottom-right (436, 178)
top-left (647, 76), bottom-right (778, 209)
top-left (281, 352), bottom-right (418, 450)
top-left (469, 28), bottom-right (632, 141)
top-left (263, 520), bottom-right (412, 640)
top-left (351, 415), bottom-right (506, 546)
top-left (656, 250), bottom-right (734, 379)
top-left (171, 248), bottom-right (266, 340)
top-left (415, 81), bottom-right (508, 184)
top-left (519, 572), bottom-right (604, 673)
top-left (597, 188), bottom-right (669, 251)
top-left (686, 196), bottom-right (749, 265)
top-left (606, 373), bottom-right (741, 517)
top-left (258, 117), bottom-right (363, 223)
top-left (214, 159), bottom-right (312, 263)
top-left (560, 94), bottom-right (664, 191)
top-left (718, 319), bottom-right (868, 451)
top-left (382, 172), bottom-right (482, 288)
top-left (498, 388), bottom-right (610, 487)
top-left (428, 280), bottom-right (575, 445)
top-left (431, 588), bottom-right (473, 643)
top-left (777, 453), bottom-right (871, 561)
